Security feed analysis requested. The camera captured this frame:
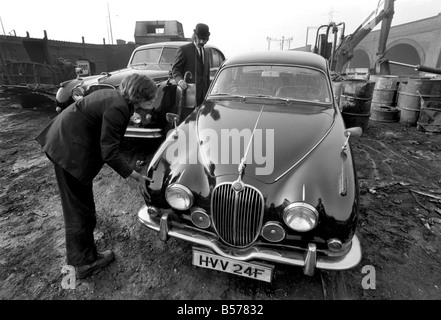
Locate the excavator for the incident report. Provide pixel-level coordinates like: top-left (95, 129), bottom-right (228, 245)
top-left (313, 0), bottom-right (441, 76)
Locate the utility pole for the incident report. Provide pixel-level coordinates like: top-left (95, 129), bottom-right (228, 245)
top-left (284, 37), bottom-right (293, 50)
top-left (0, 16), bottom-right (5, 35)
top-left (107, 2), bottom-right (114, 45)
top-left (327, 5), bottom-right (340, 23)
top-left (305, 26), bottom-right (319, 49)
top-left (267, 36), bottom-right (293, 51)
top-left (267, 37), bottom-right (275, 50)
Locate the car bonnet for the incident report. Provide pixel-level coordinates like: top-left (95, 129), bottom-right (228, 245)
top-left (195, 101), bottom-right (336, 183)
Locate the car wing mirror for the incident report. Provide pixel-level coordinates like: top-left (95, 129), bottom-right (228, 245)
top-left (166, 112), bottom-right (178, 125)
top-left (345, 127), bottom-right (362, 138)
top-left (342, 126), bottom-right (362, 153)
top-left (339, 126), bottom-right (362, 196)
top-left (166, 112), bottom-right (179, 139)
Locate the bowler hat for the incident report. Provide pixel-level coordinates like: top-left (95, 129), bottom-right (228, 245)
top-left (194, 23), bottom-right (210, 39)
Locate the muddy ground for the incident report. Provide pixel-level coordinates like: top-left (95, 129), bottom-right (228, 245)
top-left (1, 97), bottom-right (441, 302)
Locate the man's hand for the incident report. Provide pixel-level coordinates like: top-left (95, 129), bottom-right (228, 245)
top-left (129, 170), bottom-right (154, 201)
top-left (178, 79), bottom-right (188, 90)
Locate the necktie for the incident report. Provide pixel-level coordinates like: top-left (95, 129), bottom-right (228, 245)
top-left (199, 47), bottom-right (204, 64)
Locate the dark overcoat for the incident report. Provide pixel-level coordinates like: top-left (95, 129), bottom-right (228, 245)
top-left (36, 89), bottom-right (134, 184)
top-left (172, 42), bottom-right (210, 105)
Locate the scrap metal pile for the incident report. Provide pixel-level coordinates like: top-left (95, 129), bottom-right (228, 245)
top-left (0, 83), bottom-right (58, 108)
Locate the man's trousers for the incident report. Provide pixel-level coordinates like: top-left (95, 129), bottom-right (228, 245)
top-left (53, 161), bottom-right (98, 266)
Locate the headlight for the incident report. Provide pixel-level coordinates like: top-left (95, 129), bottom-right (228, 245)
top-left (283, 202), bottom-right (318, 232)
top-left (165, 184), bottom-right (193, 211)
top-left (72, 86), bottom-right (86, 101)
top-left (130, 112), bottom-right (141, 124)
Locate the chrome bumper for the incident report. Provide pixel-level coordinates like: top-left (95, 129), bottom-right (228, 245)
top-left (138, 205), bottom-right (362, 276)
top-left (124, 127), bottom-right (163, 138)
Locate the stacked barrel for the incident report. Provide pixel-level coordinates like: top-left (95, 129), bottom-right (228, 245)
top-left (396, 78), bottom-right (441, 126)
top-left (369, 76), bottom-right (400, 123)
top-left (339, 79), bottom-right (376, 131)
top-left (336, 76), bottom-right (441, 132)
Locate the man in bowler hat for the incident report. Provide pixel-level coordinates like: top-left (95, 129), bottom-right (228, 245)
top-left (172, 23), bottom-right (211, 108)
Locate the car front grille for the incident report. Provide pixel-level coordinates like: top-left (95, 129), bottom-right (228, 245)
top-left (211, 182), bottom-right (264, 248)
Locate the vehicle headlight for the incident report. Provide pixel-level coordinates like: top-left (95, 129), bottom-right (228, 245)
top-left (165, 184), bottom-right (193, 211)
top-left (283, 202), bottom-right (318, 232)
top-left (130, 112), bottom-right (141, 124)
top-left (72, 86), bottom-right (86, 101)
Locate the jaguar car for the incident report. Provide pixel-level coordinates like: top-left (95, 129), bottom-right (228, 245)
top-left (55, 41), bottom-right (225, 138)
top-left (138, 50), bottom-right (362, 283)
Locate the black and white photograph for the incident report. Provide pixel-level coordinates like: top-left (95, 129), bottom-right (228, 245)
top-left (1, 0), bottom-right (440, 305)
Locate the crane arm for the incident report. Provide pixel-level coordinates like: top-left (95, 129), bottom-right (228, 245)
top-left (331, 0), bottom-right (395, 73)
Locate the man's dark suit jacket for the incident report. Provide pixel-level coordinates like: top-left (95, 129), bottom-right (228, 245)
top-left (172, 42), bottom-right (210, 105)
top-left (36, 89), bottom-right (134, 184)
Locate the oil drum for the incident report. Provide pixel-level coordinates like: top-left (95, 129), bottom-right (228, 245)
top-left (339, 79), bottom-right (375, 131)
top-left (397, 78), bottom-right (441, 126)
top-left (370, 76), bottom-right (399, 122)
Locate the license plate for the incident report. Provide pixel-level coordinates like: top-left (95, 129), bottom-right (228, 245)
top-left (192, 248), bottom-right (274, 283)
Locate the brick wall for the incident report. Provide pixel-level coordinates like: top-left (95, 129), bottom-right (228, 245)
top-left (0, 35), bottom-right (136, 84)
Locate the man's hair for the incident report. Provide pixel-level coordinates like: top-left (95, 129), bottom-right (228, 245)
top-left (120, 73), bottom-right (157, 104)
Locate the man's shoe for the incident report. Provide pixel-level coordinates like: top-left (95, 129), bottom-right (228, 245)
top-left (75, 250), bottom-right (115, 279)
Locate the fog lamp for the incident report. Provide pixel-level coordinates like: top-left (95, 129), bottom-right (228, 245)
top-left (72, 86), bottom-right (86, 101)
top-left (147, 206), bottom-right (160, 217)
top-left (327, 238), bottom-right (343, 252)
top-left (261, 222), bottom-right (286, 242)
top-left (130, 112), bottom-right (142, 124)
top-left (165, 184), bottom-right (193, 211)
top-left (283, 202), bottom-right (318, 232)
top-left (190, 208), bottom-right (210, 229)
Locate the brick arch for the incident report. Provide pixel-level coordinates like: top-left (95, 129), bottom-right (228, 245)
top-left (384, 39), bottom-right (425, 75)
top-left (343, 45), bottom-right (372, 71)
top-left (348, 38), bottom-right (426, 75)
top-left (349, 49), bottom-right (371, 68)
top-left (354, 44), bottom-right (375, 66)
top-left (386, 38), bottom-right (425, 63)
top-left (355, 13), bottom-right (441, 72)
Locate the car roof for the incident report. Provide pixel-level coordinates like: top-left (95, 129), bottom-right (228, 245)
top-left (134, 41), bottom-right (220, 51)
top-left (222, 50), bottom-right (329, 72)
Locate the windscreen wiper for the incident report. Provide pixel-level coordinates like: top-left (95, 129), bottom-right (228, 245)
top-left (207, 93), bottom-right (247, 101)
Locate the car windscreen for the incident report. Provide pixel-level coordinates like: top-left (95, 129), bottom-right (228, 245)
top-left (209, 65), bottom-right (332, 104)
top-left (130, 48), bottom-right (163, 65)
top-left (159, 48), bottom-right (177, 64)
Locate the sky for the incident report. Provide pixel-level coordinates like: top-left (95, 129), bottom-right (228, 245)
top-left (1, 0), bottom-right (441, 57)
